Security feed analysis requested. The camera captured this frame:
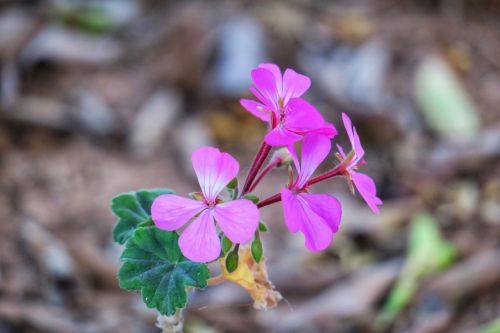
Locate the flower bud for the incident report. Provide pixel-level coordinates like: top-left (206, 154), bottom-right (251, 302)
top-left (271, 147), bottom-right (292, 167)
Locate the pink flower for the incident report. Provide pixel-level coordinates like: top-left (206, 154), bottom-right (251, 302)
top-left (240, 64), bottom-right (337, 146)
top-left (281, 134), bottom-right (342, 251)
top-left (151, 147), bottom-right (259, 262)
top-left (264, 98), bottom-right (337, 146)
top-left (337, 113), bottom-right (383, 214)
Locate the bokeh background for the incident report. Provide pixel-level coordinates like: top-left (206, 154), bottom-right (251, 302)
top-left (1, 0), bottom-right (499, 332)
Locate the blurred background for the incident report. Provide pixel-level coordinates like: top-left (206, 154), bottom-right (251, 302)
top-left (0, 0), bottom-right (500, 332)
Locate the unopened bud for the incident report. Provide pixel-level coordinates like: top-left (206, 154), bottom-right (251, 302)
top-left (271, 148), bottom-right (292, 167)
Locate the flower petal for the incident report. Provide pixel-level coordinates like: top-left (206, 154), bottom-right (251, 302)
top-left (251, 68), bottom-right (278, 109)
top-left (301, 193), bottom-right (342, 233)
top-left (191, 147), bottom-right (239, 202)
top-left (281, 188), bottom-right (302, 233)
top-left (287, 141), bottom-right (300, 178)
top-left (351, 171), bottom-right (383, 214)
top-left (342, 113), bottom-right (364, 159)
top-left (178, 210), bottom-right (220, 262)
top-left (264, 127), bottom-right (302, 147)
top-left (249, 86), bottom-right (273, 109)
top-left (285, 98), bottom-right (337, 138)
top-left (213, 199), bottom-right (259, 244)
top-left (152, 194), bottom-right (206, 231)
top-left (336, 144), bottom-right (347, 159)
top-left (258, 63), bottom-right (282, 93)
top-left (240, 99), bottom-right (271, 122)
top-left (282, 69), bottom-right (311, 104)
top-left (310, 122), bottom-right (338, 138)
top-left (281, 189), bottom-right (341, 251)
top-left (296, 134), bottom-right (331, 188)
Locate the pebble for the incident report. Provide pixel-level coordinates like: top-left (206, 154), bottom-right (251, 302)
top-left (66, 89), bottom-right (119, 136)
top-left (174, 117), bottom-right (214, 174)
top-left (128, 89), bottom-right (182, 159)
top-left (21, 24), bottom-right (122, 66)
top-left (213, 14), bottom-right (265, 95)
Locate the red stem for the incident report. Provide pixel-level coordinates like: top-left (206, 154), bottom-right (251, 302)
top-left (306, 164), bottom-right (344, 187)
top-left (242, 141), bottom-right (272, 195)
top-left (256, 164), bottom-right (345, 209)
top-left (257, 193), bottom-right (282, 208)
top-left (248, 159), bottom-right (280, 193)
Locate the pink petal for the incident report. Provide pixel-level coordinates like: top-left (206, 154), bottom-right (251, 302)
top-left (251, 68), bottom-right (278, 108)
top-left (297, 193), bottom-right (340, 251)
top-left (285, 99), bottom-right (337, 138)
top-left (281, 189), bottom-right (341, 251)
top-left (282, 68), bottom-right (311, 104)
top-left (178, 210), bottom-right (220, 263)
top-left (258, 63), bottom-right (282, 93)
top-left (301, 193), bottom-right (342, 233)
top-left (310, 122), bottom-right (338, 138)
top-left (336, 144), bottom-right (347, 159)
top-left (296, 134), bottom-right (331, 188)
top-left (249, 86), bottom-right (273, 108)
top-left (191, 147), bottom-right (239, 202)
top-left (213, 199), bottom-right (259, 244)
top-left (152, 194), bottom-right (206, 231)
top-left (351, 171), bottom-right (383, 214)
top-left (240, 99), bottom-right (271, 122)
top-left (287, 141), bottom-right (301, 178)
top-left (342, 113), bottom-right (364, 159)
top-left (264, 127), bottom-right (302, 147)
top-left (281, 188), bottom-right (302, 233)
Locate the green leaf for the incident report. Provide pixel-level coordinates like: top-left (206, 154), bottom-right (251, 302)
top-left (226, 177), bottom-right (238, 190)
top-left (408, 213), bottom-right (456, 276)
top-left (243, 193), bottom-right (259, 204)
top-left (225, 178), bottom-right (239, 199)
top-left (415, 56), bottom-right (480, 141)
top-left (475, 318), bottom-right (500, 333)
top-left (258, 221), bottom-right (268, 232)
top-left (251, 236), bottom-right (263, 263)
top-left (112, 188), bottom-right (174, 244)
top-left (118, 227), bottom-right (209, 316)
top-left (221, 235), bottom-right (233, 255)
top-left (51, 6), bottom-right (116, 34)
top-left (375, 213), bottom-right (456, 330)
top-left (225, 251), bottom-right (239, 273)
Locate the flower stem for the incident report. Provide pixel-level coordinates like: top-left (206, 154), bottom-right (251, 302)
top-left (242, 141), bottom-right (272, 195)
top-left (157, 310), bottom-right (184, 333)
top-left (257, 193), bottom-right (282, 208)
top-left (305, 164), bottom-right (344, 187)
top-left (248, 159), bottom-right (280, 193)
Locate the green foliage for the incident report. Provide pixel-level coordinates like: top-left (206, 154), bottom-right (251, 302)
top-left (221, 235), bottom-right (233, 255)
top-left (226, 178), bottom-right (239, 199)
top-left (225, 250), bottom-right (239, 273)
top-left (415, 56), bottom-right (479, 141)
top-left (475, 318), bottom-right (500, 333)
top-left (118, 227), bottom-right (209, 316)
top-left (375, 213), bottom-right (456, 330)
top-left (111, 188), bottom-right (174, 245)
top-left (251, 236), bottom-right (263, 263)
top-left (258, 221), bottom-right (268, 232)
top-left (243, 193), bottom-right (259, 204)
top-left (226, 177), bottom-right (238, 190)
top-left (52, 6), bottom-right (116, 34)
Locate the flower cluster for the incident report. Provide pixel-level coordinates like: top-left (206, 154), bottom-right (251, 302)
top-left (152, 64), bottom-right (382, 262)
